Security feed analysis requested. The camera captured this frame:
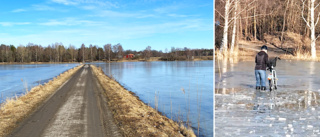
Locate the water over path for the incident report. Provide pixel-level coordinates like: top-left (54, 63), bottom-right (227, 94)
top-left (215, 59), bottom-right (320, 136)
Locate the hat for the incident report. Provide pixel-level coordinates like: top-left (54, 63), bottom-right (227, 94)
top-left (261, 45), bottom-right (268, 50)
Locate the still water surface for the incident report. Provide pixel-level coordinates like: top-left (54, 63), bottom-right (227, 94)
top-left (94, 61), bottom-right (213, 137)
top-left (215, 59), bottom-right (320, 136)
top-left (0, 63), bottom-right (80, 103)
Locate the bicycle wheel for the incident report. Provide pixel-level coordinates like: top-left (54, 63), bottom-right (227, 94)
top-left (269, 79), bottom-right (273, 91)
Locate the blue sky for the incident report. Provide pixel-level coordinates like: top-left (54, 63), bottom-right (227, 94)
top-left (0, 0), bottom-right (213, 51)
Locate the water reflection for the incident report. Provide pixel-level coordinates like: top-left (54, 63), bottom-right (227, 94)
top-left (0, 63), bottom-right (80, 103)
top-left (215, 60), bottom-right (320, 136)
top-left (94, 61), bottom-right (213, 137)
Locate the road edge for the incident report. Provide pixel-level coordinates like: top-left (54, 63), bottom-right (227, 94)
top-left (91, 65), bottom-right (196, 137)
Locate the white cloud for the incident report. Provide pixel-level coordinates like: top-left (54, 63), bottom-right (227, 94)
top-left (32, 4), bottom-right (58, 11)
top-left (51, 0), bottom-right (118, 8)
top-left (154, 5), bottom-right (180, 14)
top-left (81, 5), bottom-right (97, 10)
top-left (90, 10), bottom-right (155, 18)
top-left (167, 14), bottom-right (187, 18)
top-left (39, 18), bottom-right (101, 26)
top-left (12, 9), bottom-right (27, 13)
top-left (51, 0), bottom-right (78, 5)
top-left (0, 22), bottom-right (30, 27)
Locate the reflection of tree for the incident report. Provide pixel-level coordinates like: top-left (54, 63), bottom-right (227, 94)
top-left (304, 61), bottom-right (317, 108)
top-left (144, 62), bottom-right (152, 75)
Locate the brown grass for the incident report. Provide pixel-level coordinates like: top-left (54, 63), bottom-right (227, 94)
top-left (0, 62), bottom-right (80, 65)
top-left (91, 65), bottom-right (196, 137)
top-left (280, 47), bottom-right (320, 61)
top-left (215, 47), bottom-right (255, 62)
top-left (0, 64), bottom-right (83, 137)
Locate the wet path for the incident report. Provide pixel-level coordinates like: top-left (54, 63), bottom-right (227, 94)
top-left (215, 59), bottom-right (320, 136)
top-left (9, 65), bottom-right (122, 137)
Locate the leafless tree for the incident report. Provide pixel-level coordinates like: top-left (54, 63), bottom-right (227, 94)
top-left (302, 0), bottom-right (319, 58)
top-left (81, 44), bottom-right (85, 62)
top-left (104, 44), bottom-right (112, 61)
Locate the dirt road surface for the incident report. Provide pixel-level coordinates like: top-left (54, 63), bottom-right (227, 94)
top-left (8, 64), bottom-right (122, 137)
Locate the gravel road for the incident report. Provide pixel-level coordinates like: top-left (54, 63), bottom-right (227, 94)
top-left (9, 64), bottom-right (122, 137)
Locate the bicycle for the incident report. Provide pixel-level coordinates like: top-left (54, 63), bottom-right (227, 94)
top-left (267, 57), bottom-right (281, 92)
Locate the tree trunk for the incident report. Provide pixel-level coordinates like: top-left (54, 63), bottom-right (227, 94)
top-left (230, 0), bottom-right (238, 54)
top-left (310, 0), bottom-right (317, 58)
top-left (306, 0), bottom-right (311, 37)
top-left (245, 0), bottom-right (248, 39)
top-left (280, 0), bottom-right (290, 48)
top-left (254, 5), bottom-right (257, 41)
top-left (220, 0), bottom-right (230, 53)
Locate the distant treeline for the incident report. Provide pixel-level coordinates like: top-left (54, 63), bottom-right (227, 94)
top-left (0, 43), bottom-right (213, 62)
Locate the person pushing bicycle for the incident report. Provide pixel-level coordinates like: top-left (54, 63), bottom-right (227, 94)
top-left (255, 45), bottom-right (269, 90)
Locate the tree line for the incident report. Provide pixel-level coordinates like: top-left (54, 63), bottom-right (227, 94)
top-left (0, 43), bottom-right (213, 63)
top-left (215, 0), bottom-right (320, 58)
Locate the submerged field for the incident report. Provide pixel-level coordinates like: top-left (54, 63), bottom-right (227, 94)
top-left (93, 61), bottom-right (213, 137)
top-left (0, 63), bottom-right (80, 103)
top-left (0, 61), bottom-right (213, 137)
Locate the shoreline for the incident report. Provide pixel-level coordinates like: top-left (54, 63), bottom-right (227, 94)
top-left (0, 56), bottom-right (213, 65)
top-left (0, 62), bottom-right (81, 65)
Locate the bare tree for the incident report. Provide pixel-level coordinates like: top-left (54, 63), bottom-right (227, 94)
top-left (220, 0), bottom-right (231, 53)
top-left (230, 0), bottom-right (238, 53)
top-left (184, 47), bottom-right (192, 60)
top-left (89, 44), bottom-right (93, 62)
top-left (81, 44), bottom-right (85, 62)
top-left (112, 44), bottom-right (119, 58)
top-left (302, 0), bottom-right (319, 58)
top-left (69, 44), bottom-right (75, 62)
top-left (104, 44), bottom-right (112, 61)
top-left (17, 45), bottom-right (25, 62)
top-left (144, 46), bottom-right (152, 60)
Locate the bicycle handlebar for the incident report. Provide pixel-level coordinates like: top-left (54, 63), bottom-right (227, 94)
top-left (267, 57), bottom-right (281, 71)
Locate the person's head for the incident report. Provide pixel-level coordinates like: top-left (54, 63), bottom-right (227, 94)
top-left (261, 45), bottom-right (268, 53)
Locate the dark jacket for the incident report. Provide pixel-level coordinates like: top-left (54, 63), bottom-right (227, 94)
top-left (255, 51), bottom-right (268, 70)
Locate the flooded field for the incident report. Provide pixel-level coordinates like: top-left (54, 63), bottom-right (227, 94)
top-left (94, 61), bottom-right (213, 137)
top-left (0, 63), bottom-right (80, 103)
top-left (215, 59), bottom-right (320, 136)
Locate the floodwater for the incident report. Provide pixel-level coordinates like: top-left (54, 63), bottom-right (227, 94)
top-left (215, 58), bottom-right (320, 136)
top-left (93, 61), bottom-right (213, 137)
top-left (0, 63), bottom-right (80, 103)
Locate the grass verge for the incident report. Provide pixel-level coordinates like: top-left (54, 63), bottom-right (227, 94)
top-left (91, 65), bottom-right (196, 137)
top-left (0, 64), bottom-right (83, 137)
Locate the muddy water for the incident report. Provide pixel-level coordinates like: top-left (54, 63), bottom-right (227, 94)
top-left (215, 59), bottom-right (320, 136)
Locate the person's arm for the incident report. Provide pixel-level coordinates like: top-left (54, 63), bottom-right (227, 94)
top-left (265, 54), bottom-right (269, 63)
top-left (255, 55), bottom-right (257, 63)
top-left (265, 54), bottom-right (270, 68)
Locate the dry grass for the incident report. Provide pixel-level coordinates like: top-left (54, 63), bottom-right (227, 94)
top-left (215, 47), bottom-right (255, 62)
top-left (0, 62), bottom-right (80, 65)
top-left (193, 56), bottom-right (213, 61)
top-left (0, 64), bottom-right (83, 137)
top-left (280, 46), bottom-right (320, 61)
top-left (91, 65), bottom-right (196, 137)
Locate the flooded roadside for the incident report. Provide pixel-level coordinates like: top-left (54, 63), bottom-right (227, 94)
top-left (215, 59), bottom-right (320, 136)
top-left (94, 61), bottom-right (213, 137)
top-left (0, 63), bottom-right (80, 103)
